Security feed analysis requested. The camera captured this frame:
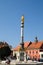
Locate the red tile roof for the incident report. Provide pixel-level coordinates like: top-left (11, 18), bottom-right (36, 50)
top-left (28, 41), bottom-right (43, 49)
top-left (24, 42), bottom-right (29, 48)
top-left (12, 41), bottom-right (43, 51)
top-left (13, 45), bottom-right (20, 51)
top-left (13, 42), bottom-right (30, 51)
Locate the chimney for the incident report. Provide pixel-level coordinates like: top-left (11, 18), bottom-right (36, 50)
top-left (27, 41), bottom-right (32, 48)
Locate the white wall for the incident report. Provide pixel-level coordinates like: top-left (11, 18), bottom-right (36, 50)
top-left (40, 52), bottom-right (43, 59)
top-left (13, 50), bottom-right (26, 62)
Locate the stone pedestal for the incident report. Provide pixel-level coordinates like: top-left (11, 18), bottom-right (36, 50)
top-left (19, 51), bottom-right (26, 62)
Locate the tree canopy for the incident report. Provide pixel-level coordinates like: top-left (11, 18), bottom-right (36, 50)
top-left (0, 41), bottom-right (11, 60)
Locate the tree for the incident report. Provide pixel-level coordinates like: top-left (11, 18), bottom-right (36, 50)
top-left (0, 41), bottom-right (11, 60)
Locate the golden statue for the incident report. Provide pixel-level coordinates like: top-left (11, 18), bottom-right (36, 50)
top-left (21, 16), bottom-right (24, 23)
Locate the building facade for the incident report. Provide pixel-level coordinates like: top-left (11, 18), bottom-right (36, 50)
top-left (26, 41), bottom-right (43, 60)
top-left (12, 41), bottom-right (43, 61)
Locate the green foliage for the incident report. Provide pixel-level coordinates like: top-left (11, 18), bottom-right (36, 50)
top-left (0, 42), bottom-right (11, 60)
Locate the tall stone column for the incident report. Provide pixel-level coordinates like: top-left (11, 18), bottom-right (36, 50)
top-left (20, 16), bottom-right (25, 61)
top-left (20, 16), bottom-right (24, 49)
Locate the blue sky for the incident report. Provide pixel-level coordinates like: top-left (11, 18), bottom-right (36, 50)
top-left (0, 0), bottom-right (43, 47)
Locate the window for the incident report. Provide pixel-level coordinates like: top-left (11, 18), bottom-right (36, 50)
top-left (33, 51), bottom-right (34, 54)
top-left (14, 53), bottom-right (17, 60)
top-left (41, 54), bottom-right (43, 58)
top-left (36, 51), bottom-right (38, 53)
top-left (29, 51), bottom-right (31, 54)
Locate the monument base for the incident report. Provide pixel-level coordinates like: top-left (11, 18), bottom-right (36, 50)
top-left (17, 51), bottom-right (26, 62)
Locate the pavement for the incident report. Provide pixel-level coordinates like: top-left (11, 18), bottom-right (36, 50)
top-left (10, 60), bottom-right (43, 65)
top-left (0, 60), bottom-right (43, 65)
